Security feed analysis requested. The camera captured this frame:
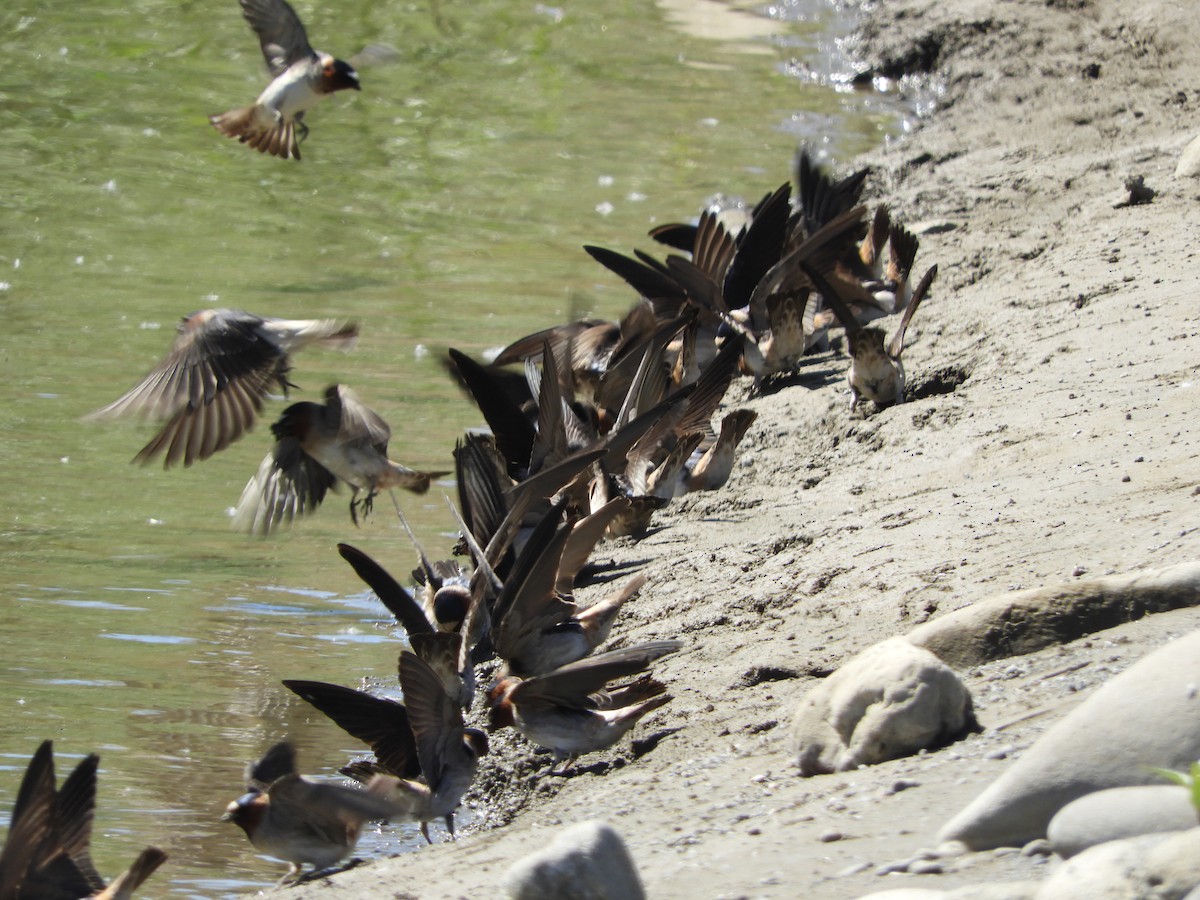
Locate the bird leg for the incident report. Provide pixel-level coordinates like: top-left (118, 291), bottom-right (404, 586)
top-left (444, 813), bottom-right (456, 841)
top-left (277, 863), bottom-right (304, 887)
top-left (419, 821), bottom-right (433, 845)
top-left (349, 489), bottom-right (379, 526)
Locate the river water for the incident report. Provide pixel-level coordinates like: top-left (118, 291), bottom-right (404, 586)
top-left (0, 0), bottom-right (907, 894)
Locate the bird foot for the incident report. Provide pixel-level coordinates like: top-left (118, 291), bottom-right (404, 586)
top-left (349, 491), bottom-right (377, 527)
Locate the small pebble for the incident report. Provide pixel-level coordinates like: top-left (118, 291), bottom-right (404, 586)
top-left (820, 830), bottom-right (844, 843)
top-left (875, 858), bottom-right (913, 876)
top-left (837, 861), bottom-right (872, 877)
top-left (1021, 838), bottom-right (1054, 857)
top-left (909, 859), bottom-right (944, 875)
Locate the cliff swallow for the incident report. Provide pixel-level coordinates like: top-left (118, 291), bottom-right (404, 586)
top-left (222, 741), bottom-right (404, 885)
top-left (490, 501), bottom-right (649, 676)
top-left (233, 384), bottom-right (448, 534)
top-left (87, 309), bottom-right (357, 469)
top-left (367, 651), bottom-right (489, 843)
top-left (210, 0), bottom-right (361, 160)
top-left (667, 204), bottom-right (867, 383)
top-left (337, 541), bottom-right (488, 700)
top-left (684, 408), bottom-right (758, 493)
top-left (0, 740), bottom-right (166, 900)
top-left (486, 640), bottom-right (682, 774)
top-left (803, 261), bottom-right (938, 411)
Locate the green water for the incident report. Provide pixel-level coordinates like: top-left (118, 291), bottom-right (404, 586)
top-left (0, 0), bottom-right (899, 894)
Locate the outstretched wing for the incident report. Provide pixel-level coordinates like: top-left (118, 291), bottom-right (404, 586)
top-left (240, 0), bottom-right (316, 76)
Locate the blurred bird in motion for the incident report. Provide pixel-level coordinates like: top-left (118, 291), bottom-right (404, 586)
top-left (233, 384), bottom-right (448, 534)
top-left (0, 739), bottom-right (167, 900)
top-left (210, 0), bottom-right (361, 160)
top-left (87, 308), bottom-right (357, 468)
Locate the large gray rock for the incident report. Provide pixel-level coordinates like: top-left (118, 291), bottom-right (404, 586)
top-left (1048, 785), bottom-right (1199, 859)
top-left (907, 563), bottom-right (1200, 669)
top-left (939, 628), bottom-right (1200, 850)
top-left (503, 820), bottom-right (645, 900)
top-left (1034, 827), bottom-right (1200, 899)
top-left (789, 636), bottom-right (977, 776)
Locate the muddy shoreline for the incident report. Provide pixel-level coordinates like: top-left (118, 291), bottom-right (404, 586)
top-left (285, 0), bottom-right (1200, 895)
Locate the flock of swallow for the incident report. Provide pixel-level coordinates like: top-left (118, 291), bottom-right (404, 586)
top-left (0, 0), bottom-right (942, 894)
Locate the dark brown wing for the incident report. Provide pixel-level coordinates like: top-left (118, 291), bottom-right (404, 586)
top-left (337, 543), bottom-right (434, 637)
top-left (52, 754), bottom-right (105, 892)
top-left (888, 265), bottom-right (937, 360)
top-left (722, 182), bottom-right (791, 310)
top-left (0, 742), bottom-right (57, 897)
top-left (283, 680), bottom-right (421, 780)
top-left (246, 741), bottom-right (296, 790)
top-left (749, 205), bottom-right (869, 328)
top-left (398, 652), bottom-right (468, 789)
top-left (266, 774), bottom-right (401, 829)
top-left (232, 422), bottom-right (337, 536)
top-left (239, 0), bottom-right (316, 76)
top-left (447, 349), bottom-right (537, 479)
top-left (88, 310), bottom-right (288, 468)
top-left (512, 641), bottom-right (683, 709)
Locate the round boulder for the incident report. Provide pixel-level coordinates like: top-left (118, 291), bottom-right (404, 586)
top-left (1048, 785), bottom-right (1199, 858)
top-left (939, 628), bottom-right (1200, 850)
top-left (789, 636), bottom-right (977, 776)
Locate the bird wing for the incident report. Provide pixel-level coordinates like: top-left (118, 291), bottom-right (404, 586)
top-left (232, 429), bottom-right (337, 536)
top-left (325, 384), bottom-right (392, 452)
top-left (0, 741), bottom-right (57, 898)
top-left (246, 741), bottom-right (297, 791)
top-left (513, 640), bottom-right (683, 709)
top-left (888, 264), bottom-right (938, 360)
top-left (87, 310), bottom-right (288, 468)
top-left (267, 774), bottom-right (402, 828)
top-left (337, 543), bottom-right (435, 636)
top-left (283, 680), bottom-right (421, 780)
top-left (53, 753), bottom-right (106, 892)
top-left (239, 0), bottom-right (316, 76)
top-left (398, 651), bottom-right (468, 787)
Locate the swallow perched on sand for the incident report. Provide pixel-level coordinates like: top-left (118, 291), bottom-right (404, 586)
top-left (233, 384), bottom-right (448, 535)
top-left (802, 261), bottom-right (938, 411)
top-left (210, 0), bottom-right (361, 160)
top-left (684, 408), bottom-right (758, 493)
top-left (487, 640), bottom-right (682, 774)
top-left (0, 740), bottom-right (167, 900)
top-left (222, 741), bottom-right (404, 885)
top-left (87, 309), bottom-right (357, 469)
